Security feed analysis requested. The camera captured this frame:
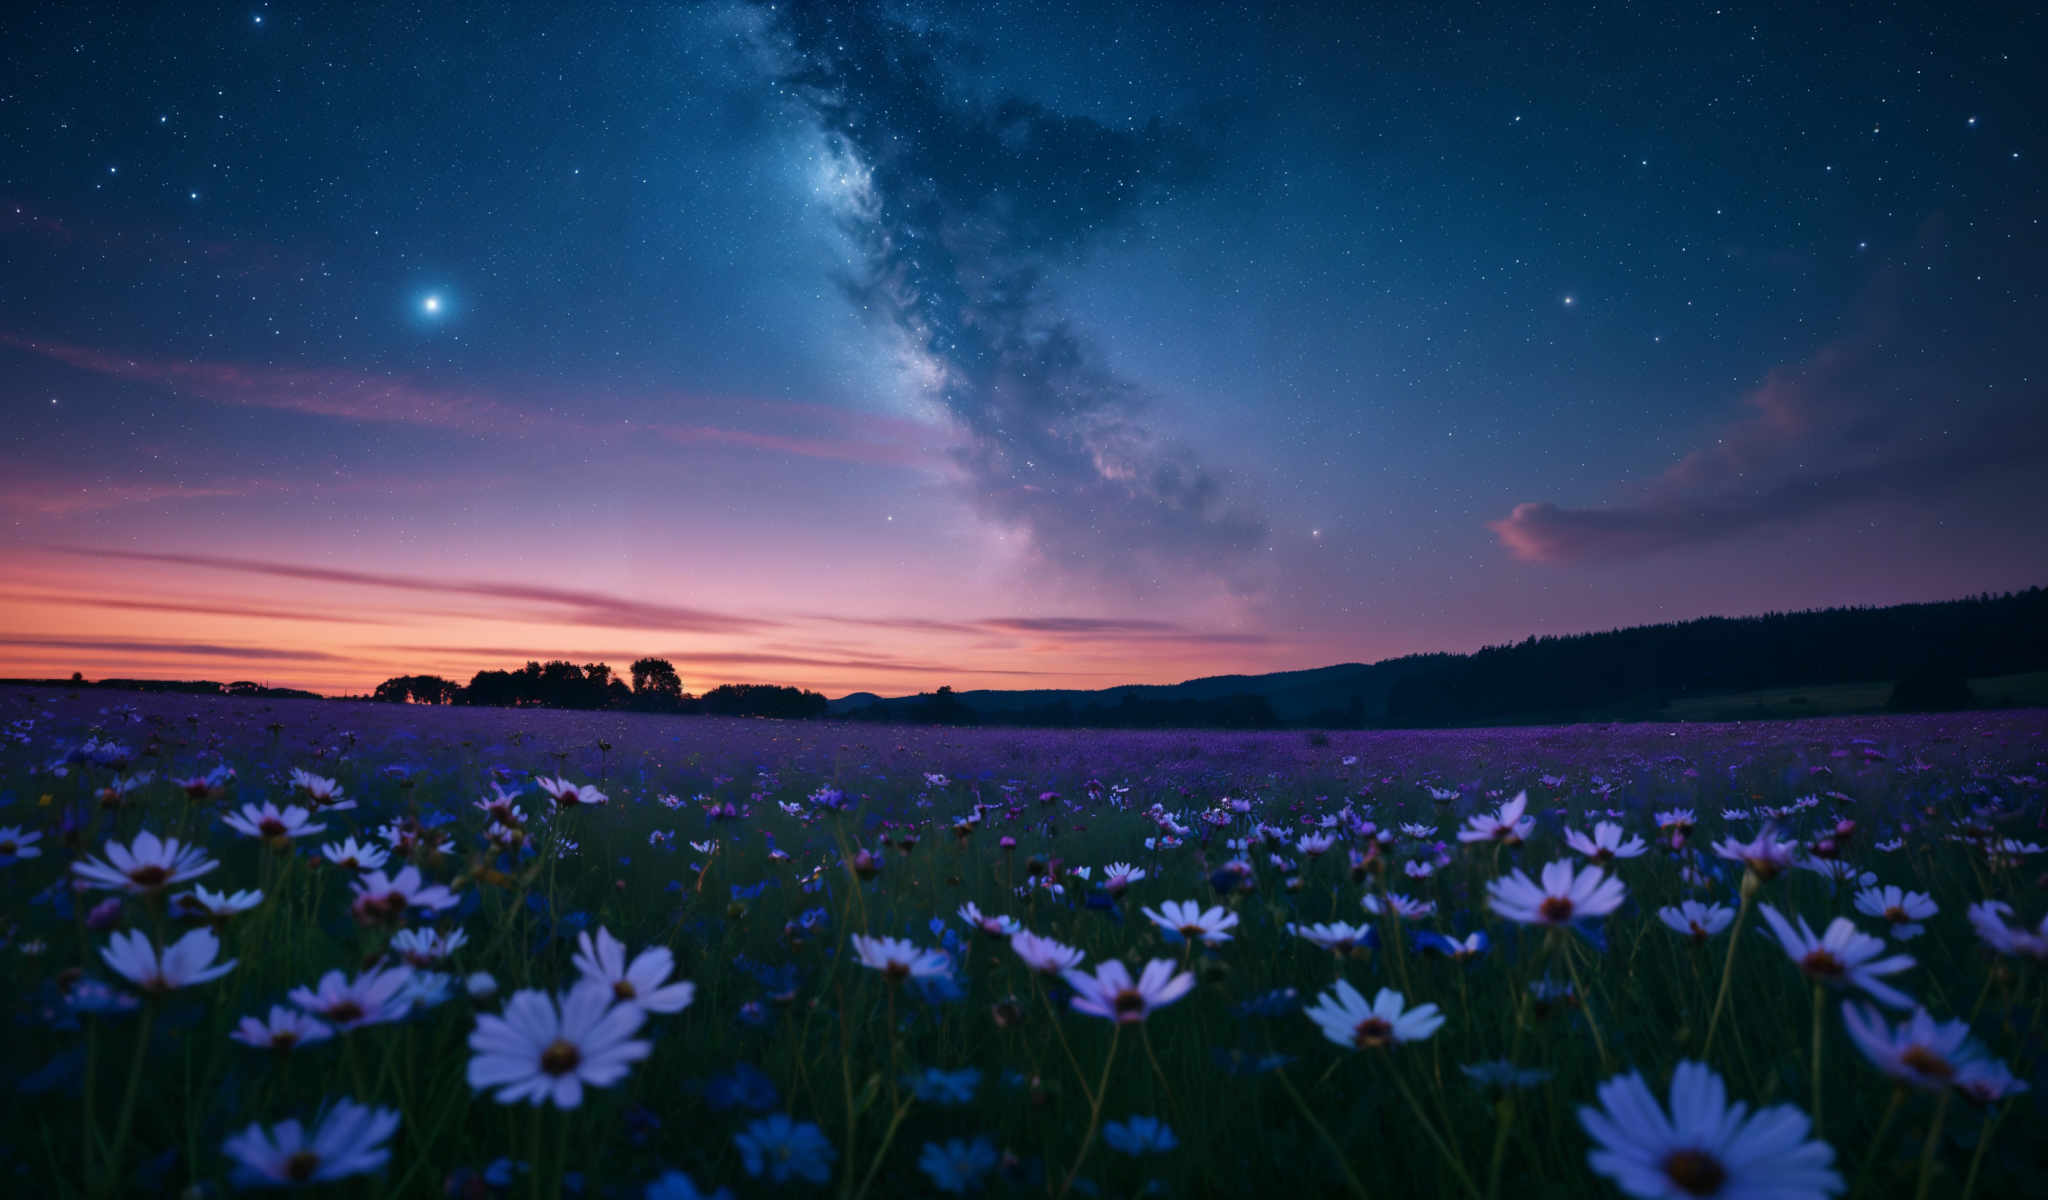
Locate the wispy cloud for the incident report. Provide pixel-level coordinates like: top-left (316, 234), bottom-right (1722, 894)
top-left (0, 479), bottom-right (279, 516)
top-left (368, 643), bottom-right (1062, 677)
top-left (5, 333), bottom-right (559, 436)
top-left (47, 547), bottom-right (778, 634)
top-left (815, 613), bottom-right (1271, 646)
top-left (0, 635), bottom-right (352, 663)
top-left (0, 589), bottom-right (400, 626)
top-left (3, 332), bottom-right (941, 469)
top-left (1491, 253), bottom-right (2048, 564)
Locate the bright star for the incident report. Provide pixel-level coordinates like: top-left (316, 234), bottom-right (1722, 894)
top-left (1562, 295), bottom-right (1575, 307)
top-left (422, 294), bottom-right (443, 315)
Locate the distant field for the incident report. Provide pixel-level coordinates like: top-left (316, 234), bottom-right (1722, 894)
top-left (1659, 671), bottom-right (2048, 722)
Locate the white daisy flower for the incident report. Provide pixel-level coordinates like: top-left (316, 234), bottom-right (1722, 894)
top-left (1656, 901), bottom-right (1734, 943)
top-left (1486, 859), bottom-right (1627, 926)
top-left (73, 831), bottom-right (218, 894)
top-left (466, 984), bottom-right (651, 1108)
top-left (222, 1099), bottom-right (398, 1187)
top-left (1141, 900), bottom-right (1240, 946)
top-left (1303, 982), bottom-right (1444, 1049)
top-left (1851, 886), bottom-right (1937, 941)
top-left (1581, 1061), bottom-right (1841, 1198)
top-left (102, 928), bottom-right (237, 992)
top-left (1010, 930), bottom-right (1085, 975)
top-left (1756, 905), bottom-right (1915, 1009)
top-left (232, 1005), bottom-right (334, 1052)
top-left (1061, 959), bottom-right (1194, 1024)
top-left (1840, 1003), bottom-right (1977, 1091)
top-left (570, 927), bottom-right (695, 1015)
top-left (849, 934), bottom-right (952, 981)
top-left (1565, 821), bottom-right (1648, 863)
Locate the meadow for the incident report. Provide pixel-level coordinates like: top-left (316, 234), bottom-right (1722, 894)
top-left (1, 685), bottom-right (2042, 1198)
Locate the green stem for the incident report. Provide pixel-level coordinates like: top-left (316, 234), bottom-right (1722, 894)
top-left (82, 1016), bottom-right (100, 1187)
top-left (550, 1106), bottom-right (571, 1198)
top-left (1558, 933), bottom-right (1611, 1071)
top-left (1387, 1060), bottom-right (1482, 1200)
top-left (1912, 1091), bottom-right (1953, 1200)
top-left (1139, 1023), bottom-right (1187, 1132)
top-left (1810, 983), bottom-right (1825, 1138)
top-left (1055, 1027), bottom-right (1120, 1200)
top-left (99, 1000), bottom-right (156, 1196)
top-left (1853, 1084), bottom-right (1906, 1194)
top-left (1273, 1067), bottom-right (1372, 1200)
top-left (1961, 1099), bottom-right (2008, 1200)
top-left (528, 1103), bottom-right (543, 1200)
top-left (850, 1095), bottom-right (915, 1200)
top-left (1702, 887), bottom-right (1753, 1058)
top-left (1037, 980), bottom-right (1096, 1107)
top-left (1485, 1094), bottom-right (1514, 1200)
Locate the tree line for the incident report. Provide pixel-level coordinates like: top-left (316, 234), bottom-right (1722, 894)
top-left (369, 658), bottom-right (828, 719)
top-left (842, 586), bottom-right (2048, 729)
top-left (1377, 586), bottom-right (2048, 726)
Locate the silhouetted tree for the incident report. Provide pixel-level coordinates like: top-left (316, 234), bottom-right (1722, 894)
top-left (696, 684), bottom-right (829, 718)
top-left (630, 658), bottom-right (685, 710)
top-left (372, 674), bottom-right (460, 704)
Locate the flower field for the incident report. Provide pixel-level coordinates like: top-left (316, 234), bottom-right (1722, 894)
top-left (2, 685), bottom-right (2044, 1198)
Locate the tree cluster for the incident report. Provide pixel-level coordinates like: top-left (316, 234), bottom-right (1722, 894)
top-left (366, 658), bottom-right (829, 719)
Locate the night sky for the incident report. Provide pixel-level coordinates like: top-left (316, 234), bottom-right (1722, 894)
top-left (4, 1), bottom-right (2044, 697)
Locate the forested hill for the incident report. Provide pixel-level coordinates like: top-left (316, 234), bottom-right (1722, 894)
top-left (831, 587), bottom-right (2048, 728)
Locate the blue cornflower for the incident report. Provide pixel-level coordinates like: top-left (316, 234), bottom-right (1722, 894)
top-left (918, 1137), bottom-right (999, 1194)
top-left (700, 1062), bottom-right (780, 1112)
top-left (1413, 930), bottom-right (1490, 961)
top-left (1102, 1116), bottom-right (1178, 1156)
top-left (645, 1169), bottom-right (734, 1200)
top-left (906, 1066), bottom-right (981, 1105)
top-left (1460, 1059), bottom-right (1553, 1090)
top-left (734, 1114), bottom-right (835, 1184)
top-left (66, 979), bottom-right (140, 1017)
top-left (909, 971), bottom-right (966, 1005)
top-left (1211, 1048), bottom-right (1292, 1076)
top-left (1234, 987), bottom-right (1300, 1018)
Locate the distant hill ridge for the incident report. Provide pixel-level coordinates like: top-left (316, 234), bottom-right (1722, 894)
top-left (830, 587), bottom-right (2048, 728)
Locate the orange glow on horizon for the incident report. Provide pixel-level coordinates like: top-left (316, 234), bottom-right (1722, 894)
top-left (0, 546), bottom-right (1382, 698)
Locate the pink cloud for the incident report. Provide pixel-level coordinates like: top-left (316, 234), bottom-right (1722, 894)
top-left (4, 333), bottom-right (945, 469)
top-left (1491, 255), bottom-right (2048, 564)
top-left (48, 546), bottom-right (779, 635)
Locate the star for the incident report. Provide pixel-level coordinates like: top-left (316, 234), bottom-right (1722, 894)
top-left (422, 294), bottom-right (443, 315)
top-left (1562, 295), bottom-right (1575, 307)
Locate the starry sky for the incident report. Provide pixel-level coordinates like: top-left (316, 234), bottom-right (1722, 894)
top-left (3, 1), bottom-right (2045, 698)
